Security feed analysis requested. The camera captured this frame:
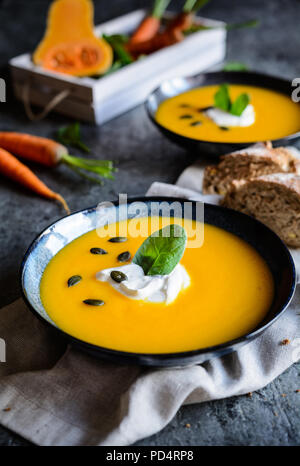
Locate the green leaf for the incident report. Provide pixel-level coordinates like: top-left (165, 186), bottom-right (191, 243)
top-left (213, 85), bottom-right (251, 116)
top-left (103, 61), bottom-right (123, 76)
top-left (57, 122), bottom-right (90, 153)
top-left (184, 18), bottom-right (259, 35)
top-left (105, 34), bottom-right (129, 44)
top-left (223, 61), bottom-right (248, 71)
top-left (214, 84), bottom-right (231, 112)
top-left (133, 224), bottom-right (187, 276)
top-left (103, 34), bottom-right (133, 66)
top-left (230, 93), bottom-right (250, 116)
top-left (183, 0), bottom-right (211, 13)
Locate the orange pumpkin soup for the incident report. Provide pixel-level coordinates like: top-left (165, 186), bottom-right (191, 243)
top-left (40, 217), bottom-right (274, 353)
top-left (156, 84), bottom-right (300, 143)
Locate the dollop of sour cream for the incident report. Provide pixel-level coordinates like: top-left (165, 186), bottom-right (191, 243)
top-left (206, 104), bottom-right (255, 128)
top-left (96, 263), bottom-right (190, 305)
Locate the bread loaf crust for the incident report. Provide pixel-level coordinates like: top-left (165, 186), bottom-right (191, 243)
top-left (203, 142), bottom-right (300, 195)
top-left (222, 173), bottom-right (300, 247)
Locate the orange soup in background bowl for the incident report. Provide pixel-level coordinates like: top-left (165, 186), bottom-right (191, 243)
top-left (146, 71), bottom-right (300, 157)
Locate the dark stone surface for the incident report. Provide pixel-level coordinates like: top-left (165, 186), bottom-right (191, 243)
top-left (0, 0), bottom-right (299, 446)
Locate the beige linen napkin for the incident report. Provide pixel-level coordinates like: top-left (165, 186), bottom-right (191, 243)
top-left (0, 166), bottom-right (299, 446)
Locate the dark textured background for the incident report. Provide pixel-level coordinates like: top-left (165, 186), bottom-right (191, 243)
top-left (0, 0), bottom-right (299, 446)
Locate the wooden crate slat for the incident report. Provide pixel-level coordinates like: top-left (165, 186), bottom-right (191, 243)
top-left (13, 82), bottom-right (96, 123)
top-left (10, 58), bottom-right (94, 102)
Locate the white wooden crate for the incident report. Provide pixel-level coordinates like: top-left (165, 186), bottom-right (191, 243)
top-left (9, 9), bottom-right (226, 125)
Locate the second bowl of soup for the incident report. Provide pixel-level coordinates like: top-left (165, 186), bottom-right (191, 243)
top-left (146, 71), bottom-right (300, 157)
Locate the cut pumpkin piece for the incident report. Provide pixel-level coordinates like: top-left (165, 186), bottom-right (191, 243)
top-left (33, 0), bottom-right (113, 77)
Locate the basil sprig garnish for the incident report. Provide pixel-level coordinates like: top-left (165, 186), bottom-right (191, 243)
top-left (214, 84), bottom-right (250, 116)
top-left (214, 84), bottom-right (231, 112)
top-left (133, 224), bottom-right (187, 276)
top-left (230, 93), bottom-right (250, 116)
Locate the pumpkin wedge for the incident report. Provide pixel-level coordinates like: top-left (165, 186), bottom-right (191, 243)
top-left (33, 0), bottom-right (113, 77)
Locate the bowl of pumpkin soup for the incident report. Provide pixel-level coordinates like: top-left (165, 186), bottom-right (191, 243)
top-left (20, 197), bottom-right (295, 366)
top-left (146, 71), bottom-right (300, 157)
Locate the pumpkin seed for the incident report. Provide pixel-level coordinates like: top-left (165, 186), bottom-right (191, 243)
top-left (67, 275), bottom-right (82, 287)
top-left (179, 114), bottom-right (193, 119)
top-left (118, 251), bottom-right (131, 262)
top-left (110, 270), bottom-right (127, 283)
top-left (90, 247), bottom-right (108, 255)
top-left (83, 299), bottom-right (105, 306)
top-left (198, 106), bottom-right (213, 112)
top-left (219, 126), bottom-right (230, 131)
top-left (108, 237), bottom-right (127, 243)
top-left (190, 120), bottom-right (202, 127)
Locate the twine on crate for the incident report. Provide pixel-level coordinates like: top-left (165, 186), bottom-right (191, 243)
top-left (22, 79), bottom-right (70, 121)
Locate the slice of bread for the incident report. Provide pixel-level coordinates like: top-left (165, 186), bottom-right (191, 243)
top-left (222, 173), bottom-right (300, 247)
top-left (203, 142), bottom-right (300, 195)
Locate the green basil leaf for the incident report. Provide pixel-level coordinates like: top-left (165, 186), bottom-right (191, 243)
top-left (133, 224), bottom-right (187, 276)
top-left (223, 62), bottom-right (248, 71)
top-left (214, 84), bottom-right (231, 112)
top-left (230, 93), bottom-right (250, 116)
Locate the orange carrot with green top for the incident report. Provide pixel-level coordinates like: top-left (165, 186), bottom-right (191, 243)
top-left (129, 0), bottom-right (172, 45)
top-left (127, 28), bottom-right (183, 56)
top-left (0, 147), bottom-right (70, 213)
top-left (127, 0), bottom-right (211, 56)
top-left (0, 131), bottom-right (115, 184)
top-left (0, 132), bottom-right (66, 166)
top-left (166, 0), bottom-right (211, 33)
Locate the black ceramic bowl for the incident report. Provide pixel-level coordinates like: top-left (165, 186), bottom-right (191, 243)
top-left (145, 71), bottom-right (300, 157)
top-left (20, 197), bottom-right (296, 367)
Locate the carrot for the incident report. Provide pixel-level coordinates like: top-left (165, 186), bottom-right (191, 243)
top-left (127, 28), bottom-right (183, 56)
top-left (130, 17), bottom-right (160, 45)
top-left (127, 0), bottom-right (211, 56)
top-left (0, 147), bottom-right (70, 213)
top-left (0, 132), bottom-right (115, 184)
top-left (129, 0), bottom-right (171, 45)
top-left (166, 0), bottom-right (211, 33)
top-left (0, 132), bottom-right (65, 166)
top-left (165, 12), bottom-right (193, 32)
